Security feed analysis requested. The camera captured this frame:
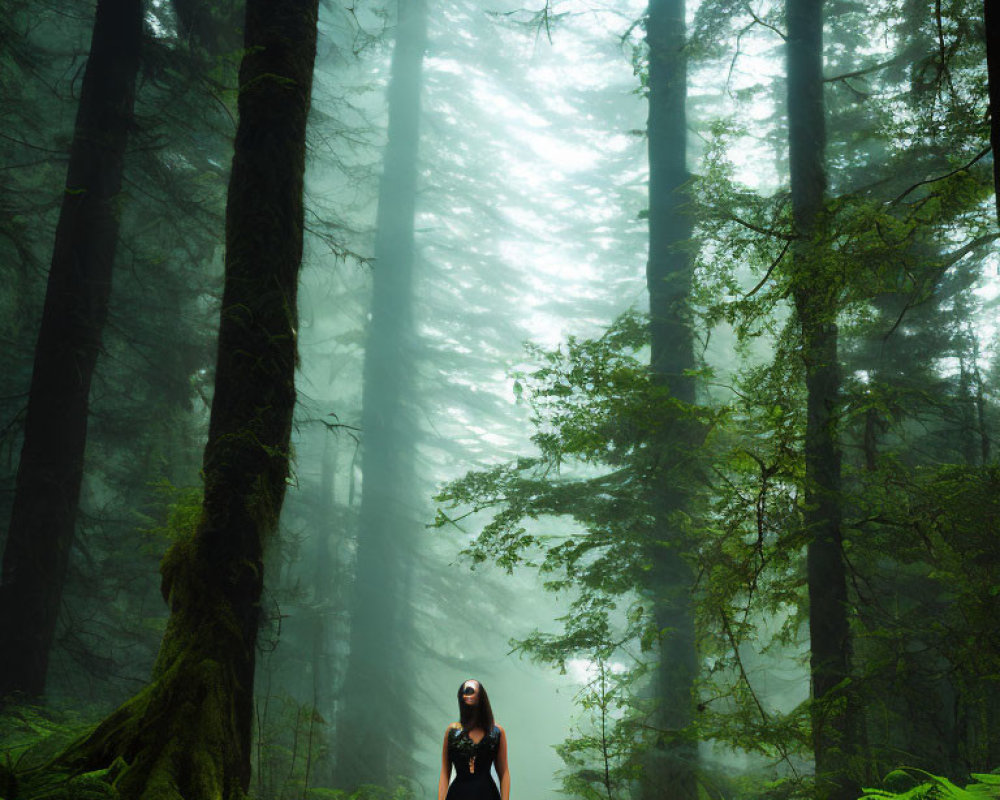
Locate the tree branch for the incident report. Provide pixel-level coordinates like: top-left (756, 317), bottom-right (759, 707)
top-left (727, 214), bottom-right (795, 240)
top-left (824, 53), bottom-right (908, 84)
top-left (742, 2), bottom-right (785, 40)
top-left (745, 239), bottom-right (791, 297)
top-left (888, 146), bottom-right (991, 205)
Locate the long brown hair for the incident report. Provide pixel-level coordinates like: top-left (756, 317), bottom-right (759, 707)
top-left (457, 679), bottom-right (495, 733)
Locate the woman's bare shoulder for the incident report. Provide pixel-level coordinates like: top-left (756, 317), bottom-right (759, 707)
top-left (447, 722), bottom-right (462, 730)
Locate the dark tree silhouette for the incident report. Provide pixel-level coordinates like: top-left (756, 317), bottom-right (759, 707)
top-left (986, 0), bottom-right (1000, 227)
top-left (0, 0), bottom-right (142, 700)
top-left (786, 1), bottom-right (859, 798)
top-left (11, 0), bottom-right (319, 795)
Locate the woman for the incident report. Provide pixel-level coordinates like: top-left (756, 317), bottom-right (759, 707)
top-left (438, 679), bottom-right (510, 800)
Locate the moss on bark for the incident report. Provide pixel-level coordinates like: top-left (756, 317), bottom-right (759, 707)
top-left (13, 529), bottom-right (262, 799)
top-left (5, 0), bottom-right (319, 796)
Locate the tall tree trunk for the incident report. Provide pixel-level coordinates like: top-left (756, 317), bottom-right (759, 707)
top-left (334, 0), bottom-right (428, 788)
top-left (786, 1), bottom-right (860, 798)
top-left (14, 1), bottom-right (318, 796)
top-left (986, 0), bottom-right (1000, 228)
top-left (0, 0), bottom-right (141, 700)
top-left (308, 437), bottom-right (338, 789)
top-left (643, 1), bottom-right (698, 799)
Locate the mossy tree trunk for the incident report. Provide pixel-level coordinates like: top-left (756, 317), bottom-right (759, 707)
top-left (643, 1), bottom-right (699, 799)
top-left (0, 0), bottom-right (142, 700)
top-left (334, 0), bottom-right (428, 788)
top-left (13, 1), bottom-right (319, 797)
top-left (786, 1), bottom-right (860, 798)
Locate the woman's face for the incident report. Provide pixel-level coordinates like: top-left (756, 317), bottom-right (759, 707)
top-left (461, 680), bottom-right (480, 706)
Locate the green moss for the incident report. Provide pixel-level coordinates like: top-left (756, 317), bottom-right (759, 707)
top-left (59, 769), bottom-right (119, 800)
top-left (10, 767), bottom-right (118, 800)
top-left (6, 591), bottom-right (254, 800)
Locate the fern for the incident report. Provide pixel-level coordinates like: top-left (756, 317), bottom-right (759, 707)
top-left (862, 769), bottom-right (1000, 800)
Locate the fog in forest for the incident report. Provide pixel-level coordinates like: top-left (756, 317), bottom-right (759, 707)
top-left (1, 1), bottom-right (999, 800)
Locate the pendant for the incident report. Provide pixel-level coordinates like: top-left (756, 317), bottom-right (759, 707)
top-left (469, 756), bottom-right (476, 774)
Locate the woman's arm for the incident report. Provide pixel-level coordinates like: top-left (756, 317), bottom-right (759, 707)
top-left (439, 728), bottom-right (453, 800)
top-left (495, 726), bottom-right (510, 800)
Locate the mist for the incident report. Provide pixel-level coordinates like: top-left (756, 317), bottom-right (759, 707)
top-left (1, 1), bottom-right (999, 799)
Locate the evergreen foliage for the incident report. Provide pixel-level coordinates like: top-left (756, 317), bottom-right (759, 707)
top-left (434, 0), bottom-right (1000, 796)
top-left (2, 0), bottom-right (999, 796)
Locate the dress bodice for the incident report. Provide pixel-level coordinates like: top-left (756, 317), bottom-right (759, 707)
top-left (447, 725), bottom-right (500, 781)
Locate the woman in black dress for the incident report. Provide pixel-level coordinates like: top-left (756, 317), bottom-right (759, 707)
top-left (438, 679), bottom-right (510, 800)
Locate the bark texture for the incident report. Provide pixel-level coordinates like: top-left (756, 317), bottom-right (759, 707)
top-left (0, 0), bottom-right (142, 700)
top-left (333, 0), bottom-right (428, 788)
top-left (12, 0), bottom-right (318, 796)
top-left (786, 1), bottom-right (860, 798)
top-left (643, 2), bottom-right (698, 799)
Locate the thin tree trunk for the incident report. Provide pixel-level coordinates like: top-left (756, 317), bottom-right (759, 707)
top-left (334, 0), bottom-right (427, 788)
top-left (643, 1), bottom-right (698, 799)
top-left (985, 0), bottom-right (1000, 228)
top-left (0, 0), bottom-right (142, 700)
top-left (14, 0), bottom-right (318, 795)
top-left (308, 436), bottom-right (337, 788)
top-left (975, 368), bottom-right (990, 464)
top-left (786, 1), bottom-right (860, 798)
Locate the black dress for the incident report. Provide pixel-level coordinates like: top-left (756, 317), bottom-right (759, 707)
top-left (445, 726), bottom-right (502, 800)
